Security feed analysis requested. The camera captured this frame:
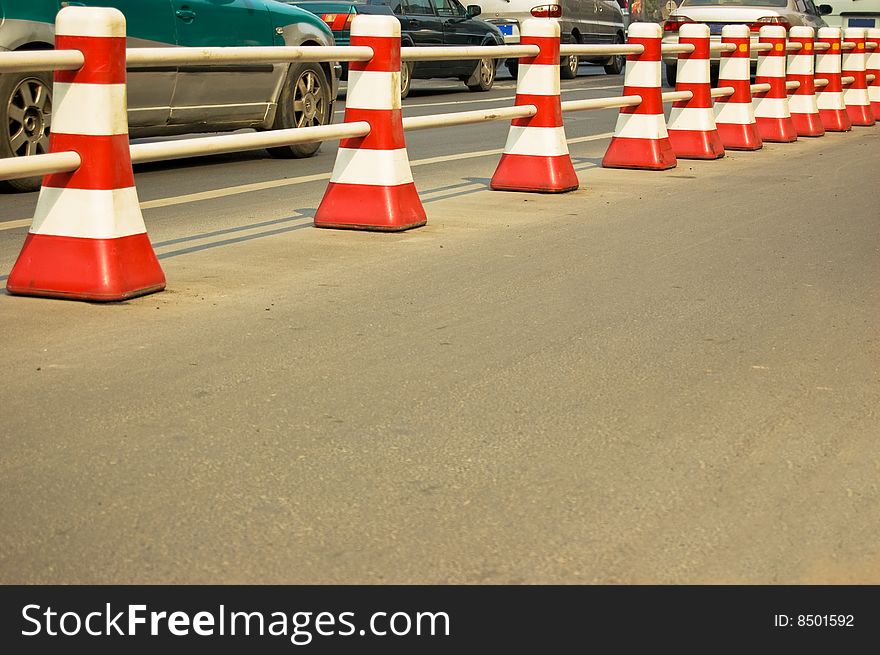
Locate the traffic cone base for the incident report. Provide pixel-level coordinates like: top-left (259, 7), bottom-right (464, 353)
top-left (490, 154), bottom-right (579, 193)
top-left (818, 108), bottom-right (852, 131)
top-left (846, 104), bottom-right (875, 125)
top-left (602, 137), bottom-right (676, 170)
top-left (667, 130), bottom-right (725, 160)
top-left (755, 117), bottom-right (798, 142)
top-left (7, 232), bottom-right (165, 301)
top-left (314, 182), bottom-right (427, 232)
top-left (790, 111), bottom-right (825, 137)
top-left (715, 122), bottom-right (763, 150)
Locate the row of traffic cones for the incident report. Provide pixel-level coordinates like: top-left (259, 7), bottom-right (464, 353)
top-left (603, 24), bottom-right (879, 170)
top-left (6, 12), bottom-right (878, 302)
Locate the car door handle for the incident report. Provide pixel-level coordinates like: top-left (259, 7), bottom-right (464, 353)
top-left (410, 19), bottom-right (420, 27)
top-left (175, 8), bottom-right (197, 22)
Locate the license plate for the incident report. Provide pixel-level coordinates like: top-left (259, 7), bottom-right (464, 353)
top-left (497, 24), bottom-right (514, 36)
top-left (848, 18), bottom-right (876, 28)
top-left (708, 23), bottom-right (728, 35)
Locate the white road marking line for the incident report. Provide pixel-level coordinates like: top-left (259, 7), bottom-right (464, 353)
top-left (0, 131), bottom-right (615, 225)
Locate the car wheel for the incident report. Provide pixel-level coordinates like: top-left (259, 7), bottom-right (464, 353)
top-left (664, 62), bottom-right (677, 87)
top-left (0, 71), bottom-right (52, 193)
top-left (561, 53), bottom-right (579, 80)
top-left (506, 58), bottom-right (518, 79)
top-left (466, 57), bottom-right (496, 92)
top-left (268, 62), bottom-right (332, 159)
top-left (604, 35), bottom-right (625, 75)
top-left (400, 61), bottom-right (412, 100)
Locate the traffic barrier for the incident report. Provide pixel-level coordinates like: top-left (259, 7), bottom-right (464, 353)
top-left (786, 27), bottom-right (824, 137)
top-left (667, 23), bottom-right (724, 159)
top-left (314, 15), bottom-right (425, 231)
top-left (816, 28), bottom-right (852, 132)
top-left (753, 25), bottom-right (797, 143)
top-left (603, 23), bottom-right (675, 170)
top-left (841, 28), bottom-right (876, 126)
top-left (6, 6), bottom-right (165, 302)
top-left (491, 19), bottom-right (578, 193)
top-left (869, 29), bottom-right (880, 119)
top-left (714, 25), bottom-right (762, 150)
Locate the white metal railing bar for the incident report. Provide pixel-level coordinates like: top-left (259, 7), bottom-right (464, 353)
top-left (401, 45), bottom-right (538, 61)
top-left (710, 86), bottom-right (735, 98)
top-left (786, 80), bottom-right (801, 91)
top-left (403, 105), bottom-right (536, 131)
top-left (662, 44), bottom-right (696, 55)
top-left (560, 44), bottom-right (645, 56)
top-left (0, 151), bottom-right (81, 182)
top-left (0, 49), bottom-right (84, 73)
top-left (661, 90), bottom-right (694, 102)
top-left (561, 95), bottom-right (643, 112)
top-left (710, 44), bottom-right (738, 53)
top-left (750, 83), bottom-right (772, 93)
top-left (126, 46), bottom-right (374, 67)
top-left (129, 121), bottom-right (370, 164)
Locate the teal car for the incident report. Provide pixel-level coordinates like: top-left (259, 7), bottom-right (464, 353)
top-left (0, 0), bottom-right (342, 191)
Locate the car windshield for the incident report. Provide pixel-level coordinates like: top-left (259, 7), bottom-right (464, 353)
top-left (681, 0), bottom-right (788, 6)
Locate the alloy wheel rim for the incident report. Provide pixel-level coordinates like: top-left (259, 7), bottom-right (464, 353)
top-left (480, 58), bottom-right (494, 86)
top-left (567, 55), bottom-right (578, 76)
top-left (400, 63), bottom-right (410, 93)
top-left (293, 70), bottom-right (325, 128)
top-left (7, 77), bottom-right (51, 156)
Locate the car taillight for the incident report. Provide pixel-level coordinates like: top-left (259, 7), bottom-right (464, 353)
top-left (616, 0), bottom-right (629, 8)
top-left (320, 12), bottom-right (355, 31)
top-left (748, 16), bottom-right (792, 32)
top-left (530, 4), bottom-right (563, 18)
top-left (663, 15), bottom-right (694, 32)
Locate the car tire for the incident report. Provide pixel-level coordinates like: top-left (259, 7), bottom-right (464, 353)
top-left (561, 53), bottom-right (579, 80)
top-left (0, 71), bottom-right (53, 193)
top-left (400, 61), bottom-right (412, 100)
top-left (267, 62), bottom-right (332, 159)
top-left (506, 58), bottom-right (518, 79)
top-left (664, 62), bottom-right (677, 87)
top-left (604, 34), bottom-right (625, 75)
top-left (466, 57), bottom-right (496, 92)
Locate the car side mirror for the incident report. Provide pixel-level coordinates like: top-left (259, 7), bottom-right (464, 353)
top-left (466, 4), bottom-right (482, 18)
top-left (817, 4), bottom-right (833, 14)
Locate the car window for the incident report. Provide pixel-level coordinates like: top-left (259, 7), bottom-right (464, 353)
top-left (430, 0), bottom-right (457, 17)
top-left (804, 0), bottom-right (819, 14)
top-left (451, 0), bottom-right (468, 16)
top-left (407, 0), bottom-right (435, 15)
top-left (795, 0), bottom-right (807, 11)
top-left (392, 0), bottom-right (406, 13)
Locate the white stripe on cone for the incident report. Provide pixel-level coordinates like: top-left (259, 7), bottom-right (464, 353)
top-left (754, 96), bottom-right (792, 118)
top-left (758, 57), bottom-right (786, 78)
top-left (502, 126), bottom-right (569, 157)
top-left (817, 91), bottom-right (846, 110)
top-left (620, 60), bottom-right (661, 87)
top-left (517, 64), bottom-right (561, 96)
top-left (714, 102), bottom-right (756, 124)
top-left (30, 187), bottom-right (147, 239)
top-left (787, 55), bottom-right (813, 76)
top-left (613, 113), bottom-right (669, 139)
top-left (346, 70), bottom-right (401, 110)
top-left (719, 57), bottom-right (750, 79)
top-left (329, 148), bottom-right (415, 186)
top-left (56, 6), bottom-right (126, 37)
top-left (788, 93), bottom-right (819, 113)
top-left (52, 83), bottom-right (129, 135)
top-left (668, 107), bottom-right (717, 131)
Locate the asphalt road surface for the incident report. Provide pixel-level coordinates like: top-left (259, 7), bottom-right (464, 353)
top-left (1, 66), bottom-right (878, 583)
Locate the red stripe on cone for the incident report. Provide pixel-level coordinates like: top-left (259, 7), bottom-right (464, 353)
top-left (7, 233), bottom-right (165, 301)
top-left (55, 35), bottom-right (126, 85)
top-left (716, 121), bottom-right (763, 151)
top-left (314, 182), bottom-right (426, 231)
top-left (491, 154), bottom-right (578, 193)
top-left (43, 133), bottom-right (134, 190)
top-left (602, 137), bottom-right (676, 170)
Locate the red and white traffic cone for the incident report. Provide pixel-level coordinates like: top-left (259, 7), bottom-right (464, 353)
top-left (868, 29), bottom-right (880, 120)
top-left (314, 15), bottom-right (426, 231)
top-left (842, 27), bottom-right (876, 126)
top-left (714, 24), bottom-right (762, 150)
top-left (667, 23), bottom-right (724, 159)
top-left (753, 25), bottom-right (797, 142)
top-left (602, 22), bottom-right (675, 170)
top-left (6, 7), bottom-right (165, 302)
top-left (786, 26), bottom-right (824, 137)
top-left (491, 19), bottom-right (577, 193)
top-left (816, 27), bottom-right (851, 132)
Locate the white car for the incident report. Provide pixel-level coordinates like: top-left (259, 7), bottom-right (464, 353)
top-left (661, 0), bottom-right (831, 85)
top-left (476, 0), bottom-right (628, 78)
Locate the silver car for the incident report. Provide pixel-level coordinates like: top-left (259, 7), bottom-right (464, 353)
top-left (475, 1), bottom-right (628, 78)
top-left (661, 0), bottom-right (831, 84)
